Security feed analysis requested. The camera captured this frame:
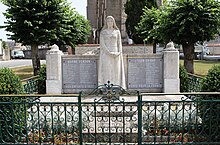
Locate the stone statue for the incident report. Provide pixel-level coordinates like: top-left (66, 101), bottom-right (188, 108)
top-left (98, 16), bottom-right (126, 89)
top-left (165, 41), bottom-right (176, 50)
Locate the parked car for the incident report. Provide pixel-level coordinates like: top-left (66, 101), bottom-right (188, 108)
top-left (11, 50), bottom-right (25, 59)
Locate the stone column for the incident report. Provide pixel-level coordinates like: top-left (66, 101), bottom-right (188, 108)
top-left (163, 42), bottom-right (180, 93)
top-left (46, 44), bottom-right (63, 94)
top-left (0, 40), bottom-right (2, 56)
top-left (3, 49), bottom-right (11, 61)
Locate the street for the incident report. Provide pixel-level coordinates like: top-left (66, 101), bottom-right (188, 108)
top-left (0, 59), bottom-right (46, 68)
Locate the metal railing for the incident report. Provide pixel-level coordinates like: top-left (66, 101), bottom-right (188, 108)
top-left (188, 73), bottom-right (203, 92)
top-left (0, 83), bottom-right (220, 144)
top-left (22, 76), bottom-right (39, 94)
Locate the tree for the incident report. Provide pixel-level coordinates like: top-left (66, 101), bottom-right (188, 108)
top-left (159, 0), bottom-right (220, 73)
top-left (136, 7), bottom-right (163, 53)
top-left (125, 0), bottom-right (158, 44)
top-left (51, 3), bottom-right (91, 54)
top-left (1, 0), bottom-right (66, 75)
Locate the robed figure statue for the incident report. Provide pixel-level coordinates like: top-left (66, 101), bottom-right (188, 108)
top-left (98, 16), bottom-right (126, 89)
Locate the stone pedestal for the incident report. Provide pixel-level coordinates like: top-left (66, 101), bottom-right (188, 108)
top-left (46, 44), bottom-right (63, 94)
top-left (3, 49), bottom-right (11, 61)
top-left (163, 49), bottom-right (180, 93)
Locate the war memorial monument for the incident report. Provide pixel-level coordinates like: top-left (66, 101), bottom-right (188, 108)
top-left (46, 16), bottom-right (179, 94)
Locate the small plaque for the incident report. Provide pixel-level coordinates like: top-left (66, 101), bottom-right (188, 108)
top-left (128, 58), bottom-right (163, 89)
top-left (62, 59), bottom-right (97, 91)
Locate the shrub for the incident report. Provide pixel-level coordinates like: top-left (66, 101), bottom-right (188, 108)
top-left (202, 65), bottom-right (220, 93)
top-left (0, 67), bottom-right (23, 94)
top-left (179, 64), bottom-right (189, 92)
top-left (200, 65), bottom-right (220, 141)
top-left (38, 64), bottom-right (46, 94)
top-left (0, 68), bottom-right (26, 143)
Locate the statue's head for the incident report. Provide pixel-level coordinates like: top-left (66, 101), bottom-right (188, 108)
top-left (102, 16), bottom-right (119, 30)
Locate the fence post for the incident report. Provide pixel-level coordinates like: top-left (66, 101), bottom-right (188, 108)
top-left (137, 91), bottom-right (142, 144)
top-left (78, 92), bottom-right (83, 145)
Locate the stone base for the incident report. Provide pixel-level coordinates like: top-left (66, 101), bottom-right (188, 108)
top-left (163, 79), bottom-right (180, 93)
top-left (46, 80), bottom-right (62, 94)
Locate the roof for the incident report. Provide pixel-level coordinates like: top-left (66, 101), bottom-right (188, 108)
top-left (206, 43), bottom-right (220, 47)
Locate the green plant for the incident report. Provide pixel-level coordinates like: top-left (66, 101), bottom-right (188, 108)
top-left (0, 68), bottom-right (26, 143)
top-left (136, 7), bottom-right (163, 53)
top-left (202, 65), bottom-right (220, 93)
top-left (199, 65), bottom-right (220, 141)
top-left (0, 67), bottom-right (23, 94)
top-left (2, 0), bottom-right (91, 74)
top-left (179, 65), bottom-right (189, 92)
top-left (125, 0), bottom-right (158, 44)
top-left (148, 0), bottom-right (220, 73)
top-left (38, 64), bottom-right (46, 94)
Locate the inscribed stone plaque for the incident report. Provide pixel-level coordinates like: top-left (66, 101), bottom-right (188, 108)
top-left (62, 59), bottom-right (97, 90)
top-left (128, 58), bottom-right (163, 89)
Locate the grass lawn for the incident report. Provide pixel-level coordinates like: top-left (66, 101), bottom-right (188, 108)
top-left (11, 66), bottom-right (34, 80)
top-left (180, 60), bottom-right (220, 76)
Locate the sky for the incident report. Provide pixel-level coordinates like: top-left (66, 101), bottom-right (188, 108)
top-left (0, 0), bottom-right (87, 41)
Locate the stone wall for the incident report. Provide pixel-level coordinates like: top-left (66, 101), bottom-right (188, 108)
top-left (75, 44), bottom-right (153, 55)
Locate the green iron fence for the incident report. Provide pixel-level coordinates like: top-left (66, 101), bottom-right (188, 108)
top-left (0, 82), bottom-right (220, 144)
top-left (187, 73), bottom-right (203, 92)
top-left (22, 76), bottom-right (39, 94)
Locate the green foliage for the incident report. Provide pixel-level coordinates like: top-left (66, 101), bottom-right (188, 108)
top-left (136, 7), bottom-right (163, 45)
top-left (72, 14), bottom-right (91, 44)
top-left (38, 64), bottom-right (46, 94)
top-left (202, 65), bottom-right (220, 93)
top-left (2, 0), bottom-right (65, 45)
top-left (52, 4), bottom-right (91, 49)
top-left (1, 0), bottom-right (66, 75)
top-left (125, 0), bottom-right (158, 44)
top-left (160, 0), bottom-right (220, 44)
top-left (0, 68), bottom-right (26, 143)
top-left (145, 0), bottom-right (220, 73)
top-left (179, 64), bottom-right (189, 92)
top-left (1, 0), bottom-right (90, 74)
top-left (0, 68), bottom-right (23, 94)
top-left (199, 65), bottom-right (220, 141)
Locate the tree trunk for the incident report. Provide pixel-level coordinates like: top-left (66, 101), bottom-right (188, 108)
top-left (153, 43), bottom-right (156, 53)
top-left (72, 47), bottom-right (75, 55)
top-left (31, 43), bottom-right (40, 76)
top-left (182, 42), bottom-right (195, 74)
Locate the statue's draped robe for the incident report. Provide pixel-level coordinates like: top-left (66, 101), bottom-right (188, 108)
top-left (98, 29), bottom-right (126, 89)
